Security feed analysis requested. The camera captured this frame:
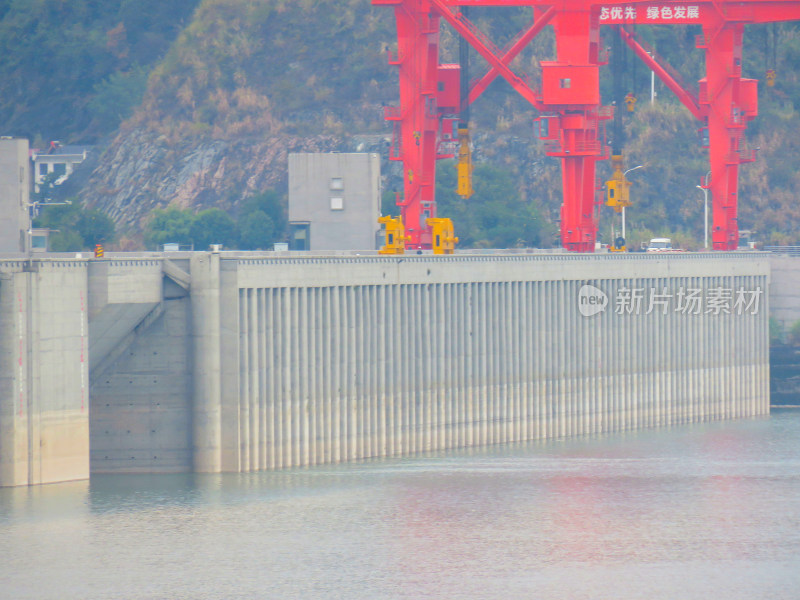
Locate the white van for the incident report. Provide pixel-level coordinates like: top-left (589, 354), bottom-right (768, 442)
top-left (646, 238), bottom-right (672, 252)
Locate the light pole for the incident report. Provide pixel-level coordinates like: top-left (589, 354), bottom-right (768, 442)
top-left (622, 165), bottom-right (645, 240)
top-left (697, 170), bottom-right (711, 250)
top-left (648, 52), bottom-right (656, 104)
top-left (697, 185), bottom-right (709, 250)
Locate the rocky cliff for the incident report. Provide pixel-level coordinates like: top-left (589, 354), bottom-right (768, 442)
top-left (77, 129), bottom-right (360, 232)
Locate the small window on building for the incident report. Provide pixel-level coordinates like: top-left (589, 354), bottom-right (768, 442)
top-left (559, 78), bottom-right (571, 89)
top-left (39, 163), bottom-right (48, 176)
top-left (53, 163), bottom-right (67, 178)
top-left (330, 177), bottom-right (344, 191)
top-left (330, 196), bottom-right (344, 211)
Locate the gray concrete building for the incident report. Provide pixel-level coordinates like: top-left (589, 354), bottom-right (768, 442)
top-left (0, 138), bottom-right (31, 253)
top-left (288, 153), bottom-right (380, 251)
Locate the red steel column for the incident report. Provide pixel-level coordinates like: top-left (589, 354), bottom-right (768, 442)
top-left (701, 23), bottom-right (756, 251)
top-left (546, 10), bottom-right (607, 252)
top-left (390, 0), bottom-right (441, 249)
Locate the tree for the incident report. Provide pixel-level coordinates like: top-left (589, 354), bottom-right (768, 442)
top-left (237, 189), bottom-right (286, 249)
top-left (239, 190), bottom-right (286, 236)
top-left (143, 205), bottom-right (194, 249)
top-left (190, 207), bottom-right (238, 250)
top-left (239, 209), bottom-right (276, 250)
top-left (77, 208), bottom-right (116, 246)
top-left (33, 198), bottom-right (80, 230)
top-left (436, 160), bottom-right (545, 248)
top-left (32, 197), bottom-right (115, 250)
top-left (49, 230), bottom-right (84, 252)
top-left (381, 189), bottom-right (400, 217)
top-left (89, 66), bottom-right (149, 132)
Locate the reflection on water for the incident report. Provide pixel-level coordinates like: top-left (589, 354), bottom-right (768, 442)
top-left (2, 410), bottom-right (800, 600)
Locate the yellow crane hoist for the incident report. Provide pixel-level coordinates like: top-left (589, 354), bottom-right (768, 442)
top-left (605, 155), bottom-right (632, 214)
top-left (625, 92), bottom-right (637, 112)
top-left (456, 126), bottom-right (473, 199)
top-left (426, 217), bottom-right (459, 254)
top-left (766, 68), bottom-right (776, 87)
top-left (456, 7), bottom-right (473, 201)
top-left (378, 215), bottom-right (411, 254)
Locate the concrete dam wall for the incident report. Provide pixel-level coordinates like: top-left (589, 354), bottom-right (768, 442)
top-left (195, 253), bottom-right (769, 473)
top-left (0, 252), bottom-right (771, 486)
top-left (0, 259), bottom-right (89, 486)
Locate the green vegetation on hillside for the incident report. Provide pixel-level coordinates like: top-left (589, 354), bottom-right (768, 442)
top-left (435, 160), bottom-right (550, 248)
top-left (135, 0), bottom-right (396, 141)
top-left (33, 200), bottom-right (116, 252)
top-left (143, 190), bottom-right (286, 250)
top-left (0, 0), bottom-right (199, 142)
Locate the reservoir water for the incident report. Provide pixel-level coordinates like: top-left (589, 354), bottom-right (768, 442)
top-left (2, 408), bottom-right (799, 600)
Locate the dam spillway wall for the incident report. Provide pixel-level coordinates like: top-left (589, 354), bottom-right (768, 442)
top-left (192, 253), bottom-right (770, 473)
top-left (0, 252), bottom-right (771, 485)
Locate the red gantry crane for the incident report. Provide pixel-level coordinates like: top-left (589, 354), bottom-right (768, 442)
top-left (373, 0), bottom-right (800, 251)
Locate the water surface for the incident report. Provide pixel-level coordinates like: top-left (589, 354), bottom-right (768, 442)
top-left (2, 409), bottom-right (799, 599)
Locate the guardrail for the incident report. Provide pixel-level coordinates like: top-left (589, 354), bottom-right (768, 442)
top-left (764, 246), bottom-right (800, 257)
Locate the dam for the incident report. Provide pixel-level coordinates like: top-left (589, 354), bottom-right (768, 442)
top-left (0, 251), bottom-right (774, 486)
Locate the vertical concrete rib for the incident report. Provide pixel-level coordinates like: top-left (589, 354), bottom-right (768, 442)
top-left (299, 287), bottom-right (309, 466)
top-left (279, 287), bottom-right (290, 468)
top-left (190, 253), bottom-right (223, 473)
top-left (239, 289), bottom-right (250, 470)
top-left (258, 288), bottom-right (267, 468)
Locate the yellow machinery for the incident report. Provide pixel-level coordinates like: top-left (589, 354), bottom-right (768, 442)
top-left (456, 10), bottom-right (473, 201)
top-left (456, 126), bottom-right (473, 199)
top-left (624, 92), bottom-right (637, 112)
top-left (766, 68), bottom-right (776, 87)
top-left (378, 215), bottom-right (411, 254)
top-left (609, 236), bottom-right (627, 253)
top-left (606, 155), bottom-right (637, 253)
top-left (426, 217), bottom-right (459, 254)
top-left (605, 155), bottom-right (632, 213)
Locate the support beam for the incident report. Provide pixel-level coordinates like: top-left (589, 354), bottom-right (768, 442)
top-left (467, 7), bottom-right (555, 105)
top-left (618, 26), bottom-right (703, 121)
top-left (430, 0), bottom-right (543, 109)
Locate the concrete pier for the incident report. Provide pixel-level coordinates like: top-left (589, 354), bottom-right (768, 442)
top-left (0, 259), bottom-right (89, 486)
top-left (0, 252), bottom-right (774, 485)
